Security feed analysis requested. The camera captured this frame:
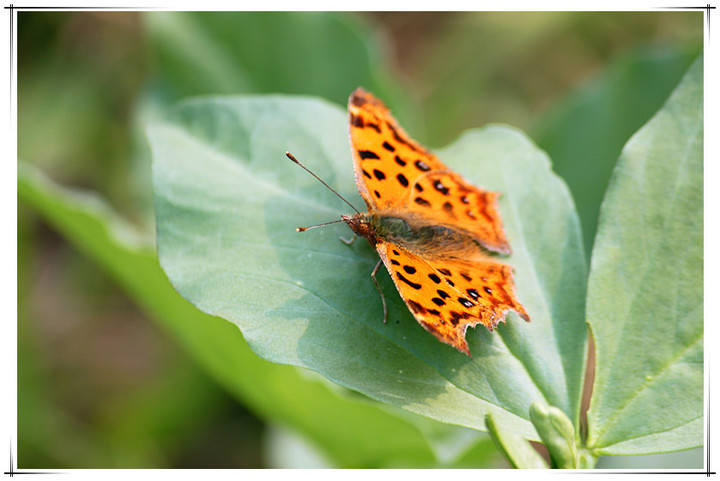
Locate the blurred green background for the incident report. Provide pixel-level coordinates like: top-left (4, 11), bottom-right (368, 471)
top-left (18, 11), bottom-right (702, 468)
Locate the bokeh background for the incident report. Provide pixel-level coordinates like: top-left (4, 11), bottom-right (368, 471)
top-left (17, 11), bottom-right (703, 468)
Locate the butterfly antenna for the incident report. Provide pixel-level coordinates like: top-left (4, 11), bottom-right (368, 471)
top-left (296, 219), bottom-right (345, 232)
top-left (285, 152), bottom-right (360, 214)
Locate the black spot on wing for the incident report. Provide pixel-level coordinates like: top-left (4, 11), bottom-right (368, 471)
top-left (428, 273), bottom-right (441, 284)
top-left (382, 141), bottom-right (395, 152)
top-left (403, 265), bottom-right (417, 274)
top-left (397, 272), bottom-right (421, 290)
top-left (408, 299), bottom-right (426, 314)
top-left (366, 122), bottom-right (381, 133)
top-left (458, 297), bottom-right (474, 308)
top-left (359, 150), bottom-right (380, 160)
top-left (350, 113), bottom-right (364, 127)
top-left (433, 179), bottom-right (449, 195)
top-left (414, 197), bottom-right (430, 207)
top-left (397, 173), bottom-right (409, 187)
top-left (373, 169), bottom-right (386, 180)
top-left (449, 311), bottom-right (469, 326)
top-left (394, 155), bottom-right (406, 166)
top-left (431, 297), bottom-right (446, 306)
top-left (414, 160), bottom-right (430, 172)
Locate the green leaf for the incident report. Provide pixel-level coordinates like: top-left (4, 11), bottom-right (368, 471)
top-left (485, 413), bottom-right (549, 469)
top-left (264, 425), bottom-right (333, 468)
top-left (585, 56), bottom-right (703, 455)
top-left (17, 162), bottom-right (467, 468)
top-left (144, 12), bottom-right (393, 107)
top-left (596, 447), bottom-right (703, 469)
top-left (529, 402), bottom-right (579, 468)
top-left (150, 94), bottom-right (587, 436)
top-left (134, 11), bottom-right (412, 221)
top-left (533, 44), bottom-right (700, 258)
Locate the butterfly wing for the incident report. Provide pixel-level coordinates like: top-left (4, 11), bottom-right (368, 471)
top-left (408, 171), bottom-right (513, 254)
top-left (348, 88), bottom-right (446, 210)
top-left (348, 88), bottom-right (511, 254)
top-left (376, 241), bottom-right (529, 356)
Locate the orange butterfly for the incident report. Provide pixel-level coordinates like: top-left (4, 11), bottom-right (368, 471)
top-left (290, 88), bottom-right (529, 356)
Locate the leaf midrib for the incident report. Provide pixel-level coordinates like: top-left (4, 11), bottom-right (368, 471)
top-left (590, 333), bottom-right (702, 448)
top-left (590, 111), bottom-right (702, 447)
top-left (594, 413), bottom-right (703, 454)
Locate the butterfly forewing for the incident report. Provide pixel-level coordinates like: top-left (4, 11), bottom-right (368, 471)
top-left (348, 88), bottom-right (446, 211)
top-left (348, 88), bottom-right (511, 254)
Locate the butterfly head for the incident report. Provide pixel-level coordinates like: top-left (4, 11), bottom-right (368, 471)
top-left (342, 213), bottom-right (379, 246)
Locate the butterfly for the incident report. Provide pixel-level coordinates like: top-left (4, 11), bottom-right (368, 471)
top-left (289, 88), bottom-right (529, 356)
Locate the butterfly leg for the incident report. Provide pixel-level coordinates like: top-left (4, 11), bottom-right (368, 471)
top-left (340, 234), bottom-right (357, 246)
top-left (371, 259), bottom-right (388, 323)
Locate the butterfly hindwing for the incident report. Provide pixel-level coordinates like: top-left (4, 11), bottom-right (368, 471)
top-left (376, 241), bottom-right (528, 356)
top-left (406, 171), bottom-right (511, 254)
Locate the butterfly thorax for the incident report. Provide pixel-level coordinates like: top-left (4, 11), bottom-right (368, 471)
top-left (343, 212), bottom-right (482, 259)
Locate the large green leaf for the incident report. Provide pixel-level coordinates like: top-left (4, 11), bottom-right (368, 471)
top-left (150, 94), bottom-right (587, 436)
top-left (585, 56), bottom-right (703, 454)
top-left (144, 12), bottom-right (397, 108)
top-left (133, 11), bottom-right (412, 222)
top-left (18, 162), bottom-right (481, 468)
top-left (533, 44), bottom-right (700, 258)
